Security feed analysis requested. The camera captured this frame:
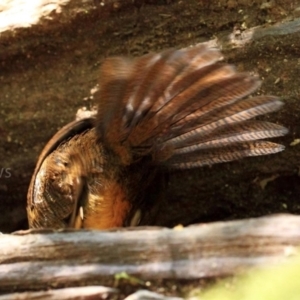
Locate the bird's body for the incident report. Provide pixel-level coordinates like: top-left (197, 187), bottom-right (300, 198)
top-left (27, 45), bottom-right (288, 229)
top-left (27, 126), bottom-right (159, 228)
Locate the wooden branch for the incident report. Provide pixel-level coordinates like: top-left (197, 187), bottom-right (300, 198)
top-left (0, 214), bottom-right (300, 292)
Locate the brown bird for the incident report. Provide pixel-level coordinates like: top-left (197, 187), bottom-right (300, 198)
top-left (27, 45), bottom-right (288, 229)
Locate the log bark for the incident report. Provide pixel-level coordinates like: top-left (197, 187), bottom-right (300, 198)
top-left (0, 214), bottom-right (299, 292)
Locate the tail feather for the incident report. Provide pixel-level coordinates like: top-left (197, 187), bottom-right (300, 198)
top-left (168, 141), bottom-right (285, 169)
top-left (97, 56), bottom-right (134, 142)
top-left (165, 96), bottom-right (284, 148)
top-left (172, 121), bottom-right (288, 155)
top-left (125, 45), bottom-right (222, 131)
top-left (139, 73), bottom-right (261, 146)
top-left (95, 45), bottom-right (287, 168)
top-left (167, 74), bottom-right (260, 130)
top-left (129, 64), bottom-right (236, 143)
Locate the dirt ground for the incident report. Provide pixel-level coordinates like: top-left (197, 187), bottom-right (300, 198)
top-left (1, 0), bottom-right (300, 237)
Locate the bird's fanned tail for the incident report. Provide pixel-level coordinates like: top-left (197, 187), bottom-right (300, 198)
top-left (95, 45), bottom-right (287, 168)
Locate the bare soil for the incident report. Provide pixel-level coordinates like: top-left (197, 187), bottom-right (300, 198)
top-left (1, 0), bottom-right (300, 234)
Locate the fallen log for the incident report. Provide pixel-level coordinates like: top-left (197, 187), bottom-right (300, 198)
top-left (0, 214), bottom-right (299, 292)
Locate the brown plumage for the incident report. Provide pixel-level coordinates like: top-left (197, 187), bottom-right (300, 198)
top-left (27, 45), bottom-right (288, 229)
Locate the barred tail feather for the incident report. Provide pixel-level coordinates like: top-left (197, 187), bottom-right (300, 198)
top-left (95, 45), bottom-right (287, 168)
top-left (164, 96), bottom-right (284, 148)
top-left (172, 121), bottom-right (288, 155)
top-left (169, 141), bottom-right (285, 169)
